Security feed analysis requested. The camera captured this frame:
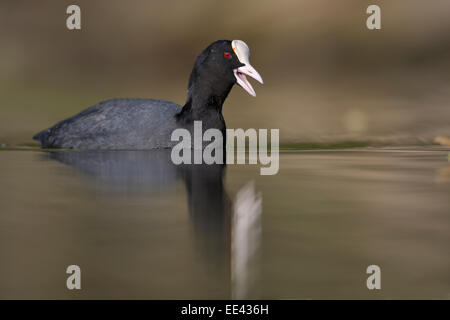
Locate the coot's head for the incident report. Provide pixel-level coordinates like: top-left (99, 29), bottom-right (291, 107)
top-left (189, 40), bottom-right (263, 97)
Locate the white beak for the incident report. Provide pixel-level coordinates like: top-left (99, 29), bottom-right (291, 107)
top-left (232, 40), bottom-right (263, 97)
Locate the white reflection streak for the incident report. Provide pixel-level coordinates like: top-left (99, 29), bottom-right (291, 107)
top-left (232, 181), bottom-right (262, 299)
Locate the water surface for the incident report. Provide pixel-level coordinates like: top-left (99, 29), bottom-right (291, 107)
top-left (0, 148), bottom-right (449, 299)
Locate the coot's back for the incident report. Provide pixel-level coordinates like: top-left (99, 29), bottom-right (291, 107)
top-left (33, 98), bottom-right (182, 150)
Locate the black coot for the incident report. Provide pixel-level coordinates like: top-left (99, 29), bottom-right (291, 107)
top-left (33, 40), bottom-right (263, 150)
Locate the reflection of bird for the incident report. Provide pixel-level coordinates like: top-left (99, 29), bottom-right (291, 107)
top-left (47, 150), bottom-right (178, 191)
top-left (232, 181), bottom-right (262, 299)
top-left (46, 150), bottom-right (233, 295)
top-left (33, 40), bottom-right (263, 150)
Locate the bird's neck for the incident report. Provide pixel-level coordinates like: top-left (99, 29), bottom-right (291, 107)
top-left (176, 73), bottom-right (234, 123)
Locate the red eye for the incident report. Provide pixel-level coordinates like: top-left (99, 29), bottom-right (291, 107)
top-left (224, 52), bottom-right (232, 59)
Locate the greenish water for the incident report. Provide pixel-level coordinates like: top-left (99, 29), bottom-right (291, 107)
top-left (0, 147), bottom-right (449, 299)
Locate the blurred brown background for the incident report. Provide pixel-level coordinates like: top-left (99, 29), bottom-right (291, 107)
top-left (1, 0), bottom-right (449, 146)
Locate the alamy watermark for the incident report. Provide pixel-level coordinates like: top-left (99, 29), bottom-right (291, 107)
top-left (66, 5), bottom-right (81, 30)
top-left (66, 5), bottom-right (381, 31)
top-left (366, 5), bottom-right (381, 30)
top-left (366, 265), bottom-right (381, 290)
top-left (66, 265), bottom-right (81, 290)
top-left (171, 121), bottom-right (279, 175)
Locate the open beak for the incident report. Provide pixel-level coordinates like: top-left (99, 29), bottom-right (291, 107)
top-left (232, 40), bottom-right (263, 97)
